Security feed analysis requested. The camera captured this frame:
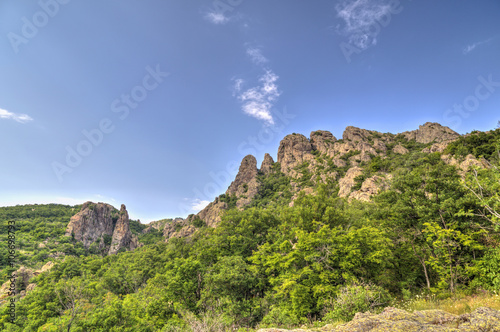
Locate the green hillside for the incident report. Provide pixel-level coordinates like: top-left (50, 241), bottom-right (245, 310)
top-left (1, 126), bottom-right (500, 331)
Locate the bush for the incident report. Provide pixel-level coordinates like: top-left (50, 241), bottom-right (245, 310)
top-left (260, 306), bottom-right (304, 328)
top-left (324, 283), bottom-right (392, 322)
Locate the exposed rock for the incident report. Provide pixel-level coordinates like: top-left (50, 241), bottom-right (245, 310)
top-left (227, 155), bottom-right (260, 208)
top-left (342, 126), bottom-right (373, 142)
top-left (310, 130), bottom-right (337, 155)
top-left (350, 175), bottom-right (391, 202)
top-left (338, 167), bottom-right (363, 198)
top-left (422, 140), bottom-right (456, 153)
top-left (109, 204), bottom-right (138, 255)
top-left (65, 202), bottom-right (138, 255)
top-left (162, 218), bottom-right (196, 240)
top-left (441, 154), bottom-right (488, 176)
top-left (196, 199), bottom-right (228, 228)
top-left (402, 122), bottom-right (459, 144)
top-left (393, 144), bottom-right (409, 155)
top-left (257, 307), bottom-right (500, 331)
top-left (278, 134), bottom-right (314, 177)
top-left (0, 262), bottom-right (56, 302)
top-left (372, 139), bottom-right (387, 153)
top-left (260, 153), bottom-right (275, 175)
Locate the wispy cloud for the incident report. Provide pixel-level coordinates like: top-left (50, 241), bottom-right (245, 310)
top-left (246, 47), bottom-right (268, 64)
top-left (205, 11), bottom-right (230, 25)
top-left (191, 198), bottom-right (210, 211)
top-left (463, 38), bottom-right (494, 55)
top-left (335, 0), bottom-right (393, 49)
top-left (234, 70), bottom-right (280, 126)
top-left (0, 108), bottom-right (33, 123)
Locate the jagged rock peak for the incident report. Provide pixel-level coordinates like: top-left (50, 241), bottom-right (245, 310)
top-left (65, 201), bottom-right (137, 255)
top-left (342, 126), bottom-right (379, 142)
top-left (227, 155), bottom-right (258, 195)
top-left (403, 122), bottom-right (459, 144)
top-left (310, 130), bottom-right (337, 154)
top-left (260, 153), bottom-right (275, 175)
top-left (277, 133), bottom-right (314, 175)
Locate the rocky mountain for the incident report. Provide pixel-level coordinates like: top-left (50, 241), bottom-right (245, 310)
top-left (181, 122), bottom-right (469, 231)
top-left (65, 202), bottom-right (138, 255)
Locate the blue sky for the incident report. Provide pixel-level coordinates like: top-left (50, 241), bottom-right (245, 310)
top-left (1, 0), bottom-right (499, 222)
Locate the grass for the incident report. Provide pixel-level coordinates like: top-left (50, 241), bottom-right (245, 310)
top-left (394, 290), bottom-right (500, 315)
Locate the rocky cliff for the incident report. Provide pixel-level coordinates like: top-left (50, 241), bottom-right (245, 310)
top-left (65, 202), bottom-right (138, 255)
top-left (187, 122), bottom-right (462, 232)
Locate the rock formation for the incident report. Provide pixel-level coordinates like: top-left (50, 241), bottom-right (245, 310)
top-left (108, 204), bottom-right (138, 255)
top-left (310, 130), bottom-right (337, 155)
top-left (65, 202), bottom-right (138, 255)
top-left (402, 122), bottom-right (459, 144)
top-left (196, 198), bottom-right (228, 228)
top-left (393, 144), bottom-right (409, 154)
top-left (185, 122), bottom-right (465, 234)
top-left (277, 134), bottom-right (314, 176)
top-left (260, 153), bottom-right (275, 175)
top-left (342, 126), bottom-right (376, 142)
top-left (227, 155), bottom-right (260, 208)
top-left (0, 262), bottom-right (55, 303)
top-left (338, 167), bottom-right (363, 198)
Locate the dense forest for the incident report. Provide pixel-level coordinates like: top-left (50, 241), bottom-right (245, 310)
top-left (1, 126), bottom-right (500, 331)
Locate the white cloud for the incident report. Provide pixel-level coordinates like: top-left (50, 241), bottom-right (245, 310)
top-left (205, 11), bottom-right (229, 24)
top-left (463, 38), bottom-right (493, 55)
top-left (335, 0), bottom-right (393, 50)
top-left (235, 70), bottom-right (280, 125)
top-left (246, 47), bottom-right (268, 64)
top-left (0, 108), bottom-right (33, 123)
top-left (191, 198), bottom-right (210, 211)
top-left (233, 78), bottom-right (245, 93)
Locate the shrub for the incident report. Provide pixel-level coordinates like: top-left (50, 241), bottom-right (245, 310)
top-left (323, 282), bottom-right (392, 322)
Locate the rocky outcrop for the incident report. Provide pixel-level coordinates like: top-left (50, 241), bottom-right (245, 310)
top-left (261, 153), bottom-right (275, 175)
top-left (402, 122), bottom-right (459, 144)
top-left (393, 144), bottom-right (409, 155)
top-left (65, 202), bottom-right (138, 255)
top-left (310, 130), bottom-right (337, 154)
top-left (162, 218), bottom-right (196, 240)
top-left (338, 167), bottom-right (363, 198)
top-left (0, 262), bottom-right (55, 302)
top-left (441, 154), bottom-right (489, 176)
top-left (342, 126), bottom-right (375, 142)
top-left (277, 134), bottom-right (314, 177)
top-left (257, 307), bottom-right (500, 332)
top-left (108, 205), bottom-right (139, 255)
top-left (350, 175), bottom-right (391, 201)
top-left (422, 140), bottom-right (456, 153)
top-left (227, 155), bottom-right (260, 208)
top-left (196, 199), bottom-right (228, 228)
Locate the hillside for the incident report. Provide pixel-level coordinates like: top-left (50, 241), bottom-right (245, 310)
top-left (1, 122), bottom-right (500, 331)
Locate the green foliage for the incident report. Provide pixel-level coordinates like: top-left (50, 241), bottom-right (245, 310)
top-left (251, 163), bottom-right (293, 208)
top-left (219, 193), bottom-right (238, 209)
top-left (444, 128), bottom-right (500, 161)
top-left (323, 283), bottom-right (392, 322)
top-left (129, 219), bottom-right (146, 235)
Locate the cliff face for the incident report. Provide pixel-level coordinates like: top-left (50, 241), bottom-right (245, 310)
top-left (65, 202), bottom-right (138, 255)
